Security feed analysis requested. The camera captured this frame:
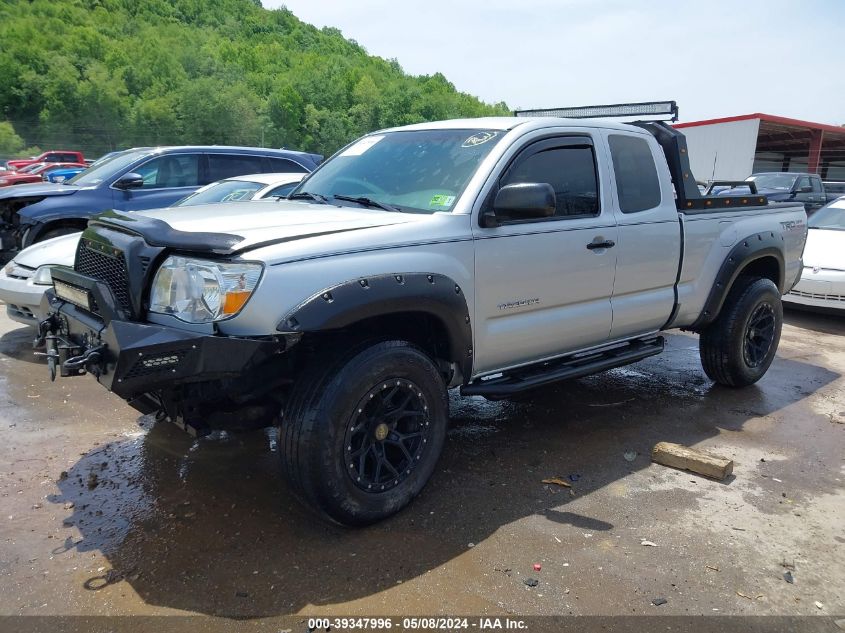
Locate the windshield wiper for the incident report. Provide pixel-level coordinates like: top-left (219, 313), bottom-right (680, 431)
top-left (288, 191), bottom-right (330, 204)
top-left (332, 194), bottom-right (402, 212)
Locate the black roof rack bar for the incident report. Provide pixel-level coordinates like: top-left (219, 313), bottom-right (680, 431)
top-left (514, 100), bottom-right (679, 122)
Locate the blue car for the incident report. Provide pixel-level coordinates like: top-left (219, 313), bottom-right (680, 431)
top-left (44, 166), bottom-right (87, 183)
top-left (0, 146), bottom-right (322, 255)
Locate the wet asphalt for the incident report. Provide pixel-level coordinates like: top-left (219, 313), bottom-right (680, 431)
top-left (0, 308), bottom-right (843, 620)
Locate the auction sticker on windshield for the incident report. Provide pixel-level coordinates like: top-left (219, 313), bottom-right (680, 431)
top-left (340, 135), bottom-right (385, 157)
top-left (430, 194), bottom-right (455, 208)
top-left (462, 131), bottom-right (498, 147)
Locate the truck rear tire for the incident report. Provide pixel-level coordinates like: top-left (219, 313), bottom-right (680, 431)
top-left (280, 340), bottom-right (449, 525)
top-left (699, 277), bottom-right (782, 387)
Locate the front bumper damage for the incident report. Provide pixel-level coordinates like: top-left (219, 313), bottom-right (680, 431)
top-left (39, 267), bottom-right (293, 435)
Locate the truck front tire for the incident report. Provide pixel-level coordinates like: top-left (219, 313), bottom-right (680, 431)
top-left (699, 277), bottom-right (783, 387)
top-left (280, 340), bottom-right (449, 525)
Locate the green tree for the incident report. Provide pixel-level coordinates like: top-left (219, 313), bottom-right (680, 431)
top-left (0, 121), bottom-right (25, 155)
top-left (0, 0), bottom-right (509, 157)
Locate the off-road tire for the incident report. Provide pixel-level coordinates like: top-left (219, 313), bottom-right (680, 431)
top-left (280, 340), bottom-right (449, 526)
top-left (699, 277), bottom-right (782, 387)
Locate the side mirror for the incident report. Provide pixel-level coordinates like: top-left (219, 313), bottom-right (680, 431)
top-left (483, 183), bottom-right (556, 227)
top-left (796, 185), bottom-right (813, 194)
top-left (113, 173), bottom-right (144, 190)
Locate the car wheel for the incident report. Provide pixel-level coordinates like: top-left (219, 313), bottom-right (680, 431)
top-left (280, 340), bottom-right (449, 525)
top-left (699, 277), bottom-right (783, 387)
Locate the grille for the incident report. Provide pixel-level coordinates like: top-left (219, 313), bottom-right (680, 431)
top-left (123, 349), bottom-right (189, 380)
top-left (75, 239), bottom-right (132, 314)
top-left (789, 290), bottom-right (845, 302)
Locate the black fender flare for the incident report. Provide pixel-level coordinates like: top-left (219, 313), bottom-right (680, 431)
top-left (277, 273), bottom-right (473, 378)
top-left (25, 217), bottom-right (91, 246)
top-left (690, 231), bottom-right (785, 331)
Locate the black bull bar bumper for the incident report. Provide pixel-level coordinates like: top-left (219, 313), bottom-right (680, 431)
top-left (38, 270), bottom-right (284, 409)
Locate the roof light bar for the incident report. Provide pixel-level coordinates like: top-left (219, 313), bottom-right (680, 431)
top-left (514, 100), bottom-right (679, 122)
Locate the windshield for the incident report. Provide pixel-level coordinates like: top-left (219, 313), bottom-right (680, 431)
top-left (808, 200), bottom-right (845, 231)
top-left (175, 179), bottom-right (264, 206)
top-left (66, 150), bottom-right (148, 186)
top-left (292, 129), bottom-right (506, 213)
top-left (747, 174), bottom-right (798, 191)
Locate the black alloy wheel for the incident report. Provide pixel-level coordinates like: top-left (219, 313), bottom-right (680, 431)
top-left (344, 379), bottom-right (432, 492)
top-left (742, 302), bottom-right (776, 368)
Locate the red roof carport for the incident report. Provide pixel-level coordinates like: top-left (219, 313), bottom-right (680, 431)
top-left (676, 113), bottom-right (845, 180)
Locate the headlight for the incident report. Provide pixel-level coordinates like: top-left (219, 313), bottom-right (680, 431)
top-left (149, 256), bottom-right (263, 323)
top-left (0, 179), bottom-right (8, 185)
top-left (32, 265), bottom-right (55, 285)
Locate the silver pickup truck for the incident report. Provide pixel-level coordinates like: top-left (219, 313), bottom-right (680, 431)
top-left (39, 117), bottom-right (807, 524)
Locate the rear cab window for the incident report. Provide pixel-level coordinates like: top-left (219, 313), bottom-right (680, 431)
top-left (608, 134), bottom-right (662, 213)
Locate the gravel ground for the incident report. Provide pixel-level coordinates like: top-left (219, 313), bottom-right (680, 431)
top-left (0, 307), bottom-right (842, 624)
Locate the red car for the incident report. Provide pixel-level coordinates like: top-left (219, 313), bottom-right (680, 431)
top-left (5, 150), bottom-right (85, 171)
top-left (0, 162), bottom-right (87, 187)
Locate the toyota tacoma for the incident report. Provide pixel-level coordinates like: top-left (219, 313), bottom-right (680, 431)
top-left (38, 116), bottom-right (807, 524)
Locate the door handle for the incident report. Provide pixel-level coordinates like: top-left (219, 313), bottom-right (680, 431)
top-left (586, 239), bottom-right (615, 250)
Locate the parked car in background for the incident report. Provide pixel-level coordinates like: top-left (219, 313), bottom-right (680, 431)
top-left (0, 146), bottom-right (322, 260)
top-left (0, 232), bottom-right (75, 324)
top-left (44, 165), bottom-right (88, 183)
top-left (173, 172), bottom-right (306, 206)
top-left (5, 150), bottom-right (85, 171)
top-left (0, 172), bottom-right (308, 325)
top-left (783, 196), bottom-right (845, 313)
top-left (716, 172), bottom-right (827, 214)
top-left (0, 162), bottom-right (88, 187)
top-left (12, 162), bottom-right (45, 174)
top-left (823, 181), bottom-right (845, 203)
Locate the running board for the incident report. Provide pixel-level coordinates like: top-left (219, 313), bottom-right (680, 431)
top-left (461, 336), bottom-right (665, 398)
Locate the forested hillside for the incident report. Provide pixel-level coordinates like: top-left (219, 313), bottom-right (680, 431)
top-left (0, 0), bottom-right (509, 157)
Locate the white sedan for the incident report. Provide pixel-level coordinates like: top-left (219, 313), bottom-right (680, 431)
top-left (173, 172), bottom-right (305, 206)
top-left (0, 233), bottom-right (76, 324)
top-left (783, 197), bottom-right (845, 313)
top-left (0, 172), bottom-right (307, 326)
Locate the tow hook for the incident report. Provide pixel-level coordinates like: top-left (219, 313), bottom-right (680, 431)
top-left (34, 333), bottom-right (104, 380)
top-left (63, 346), bottom-right (105, 374)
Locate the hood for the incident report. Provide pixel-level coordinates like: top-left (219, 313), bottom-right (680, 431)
top-left (14, 231), bottom-right (80, 268)
top-left (130, 199), bottom-right (422, 252)
top-left (0, 182), bottom-right (79, 200)
top-left (803, 228), bottom-right (845, 270)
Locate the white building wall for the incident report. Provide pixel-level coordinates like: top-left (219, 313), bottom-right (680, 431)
top-left (677, 119), bottom-right (760, 182)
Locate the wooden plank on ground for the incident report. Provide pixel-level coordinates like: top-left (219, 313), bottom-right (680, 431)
top-left (651, 442), bottom-right (733, 480)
